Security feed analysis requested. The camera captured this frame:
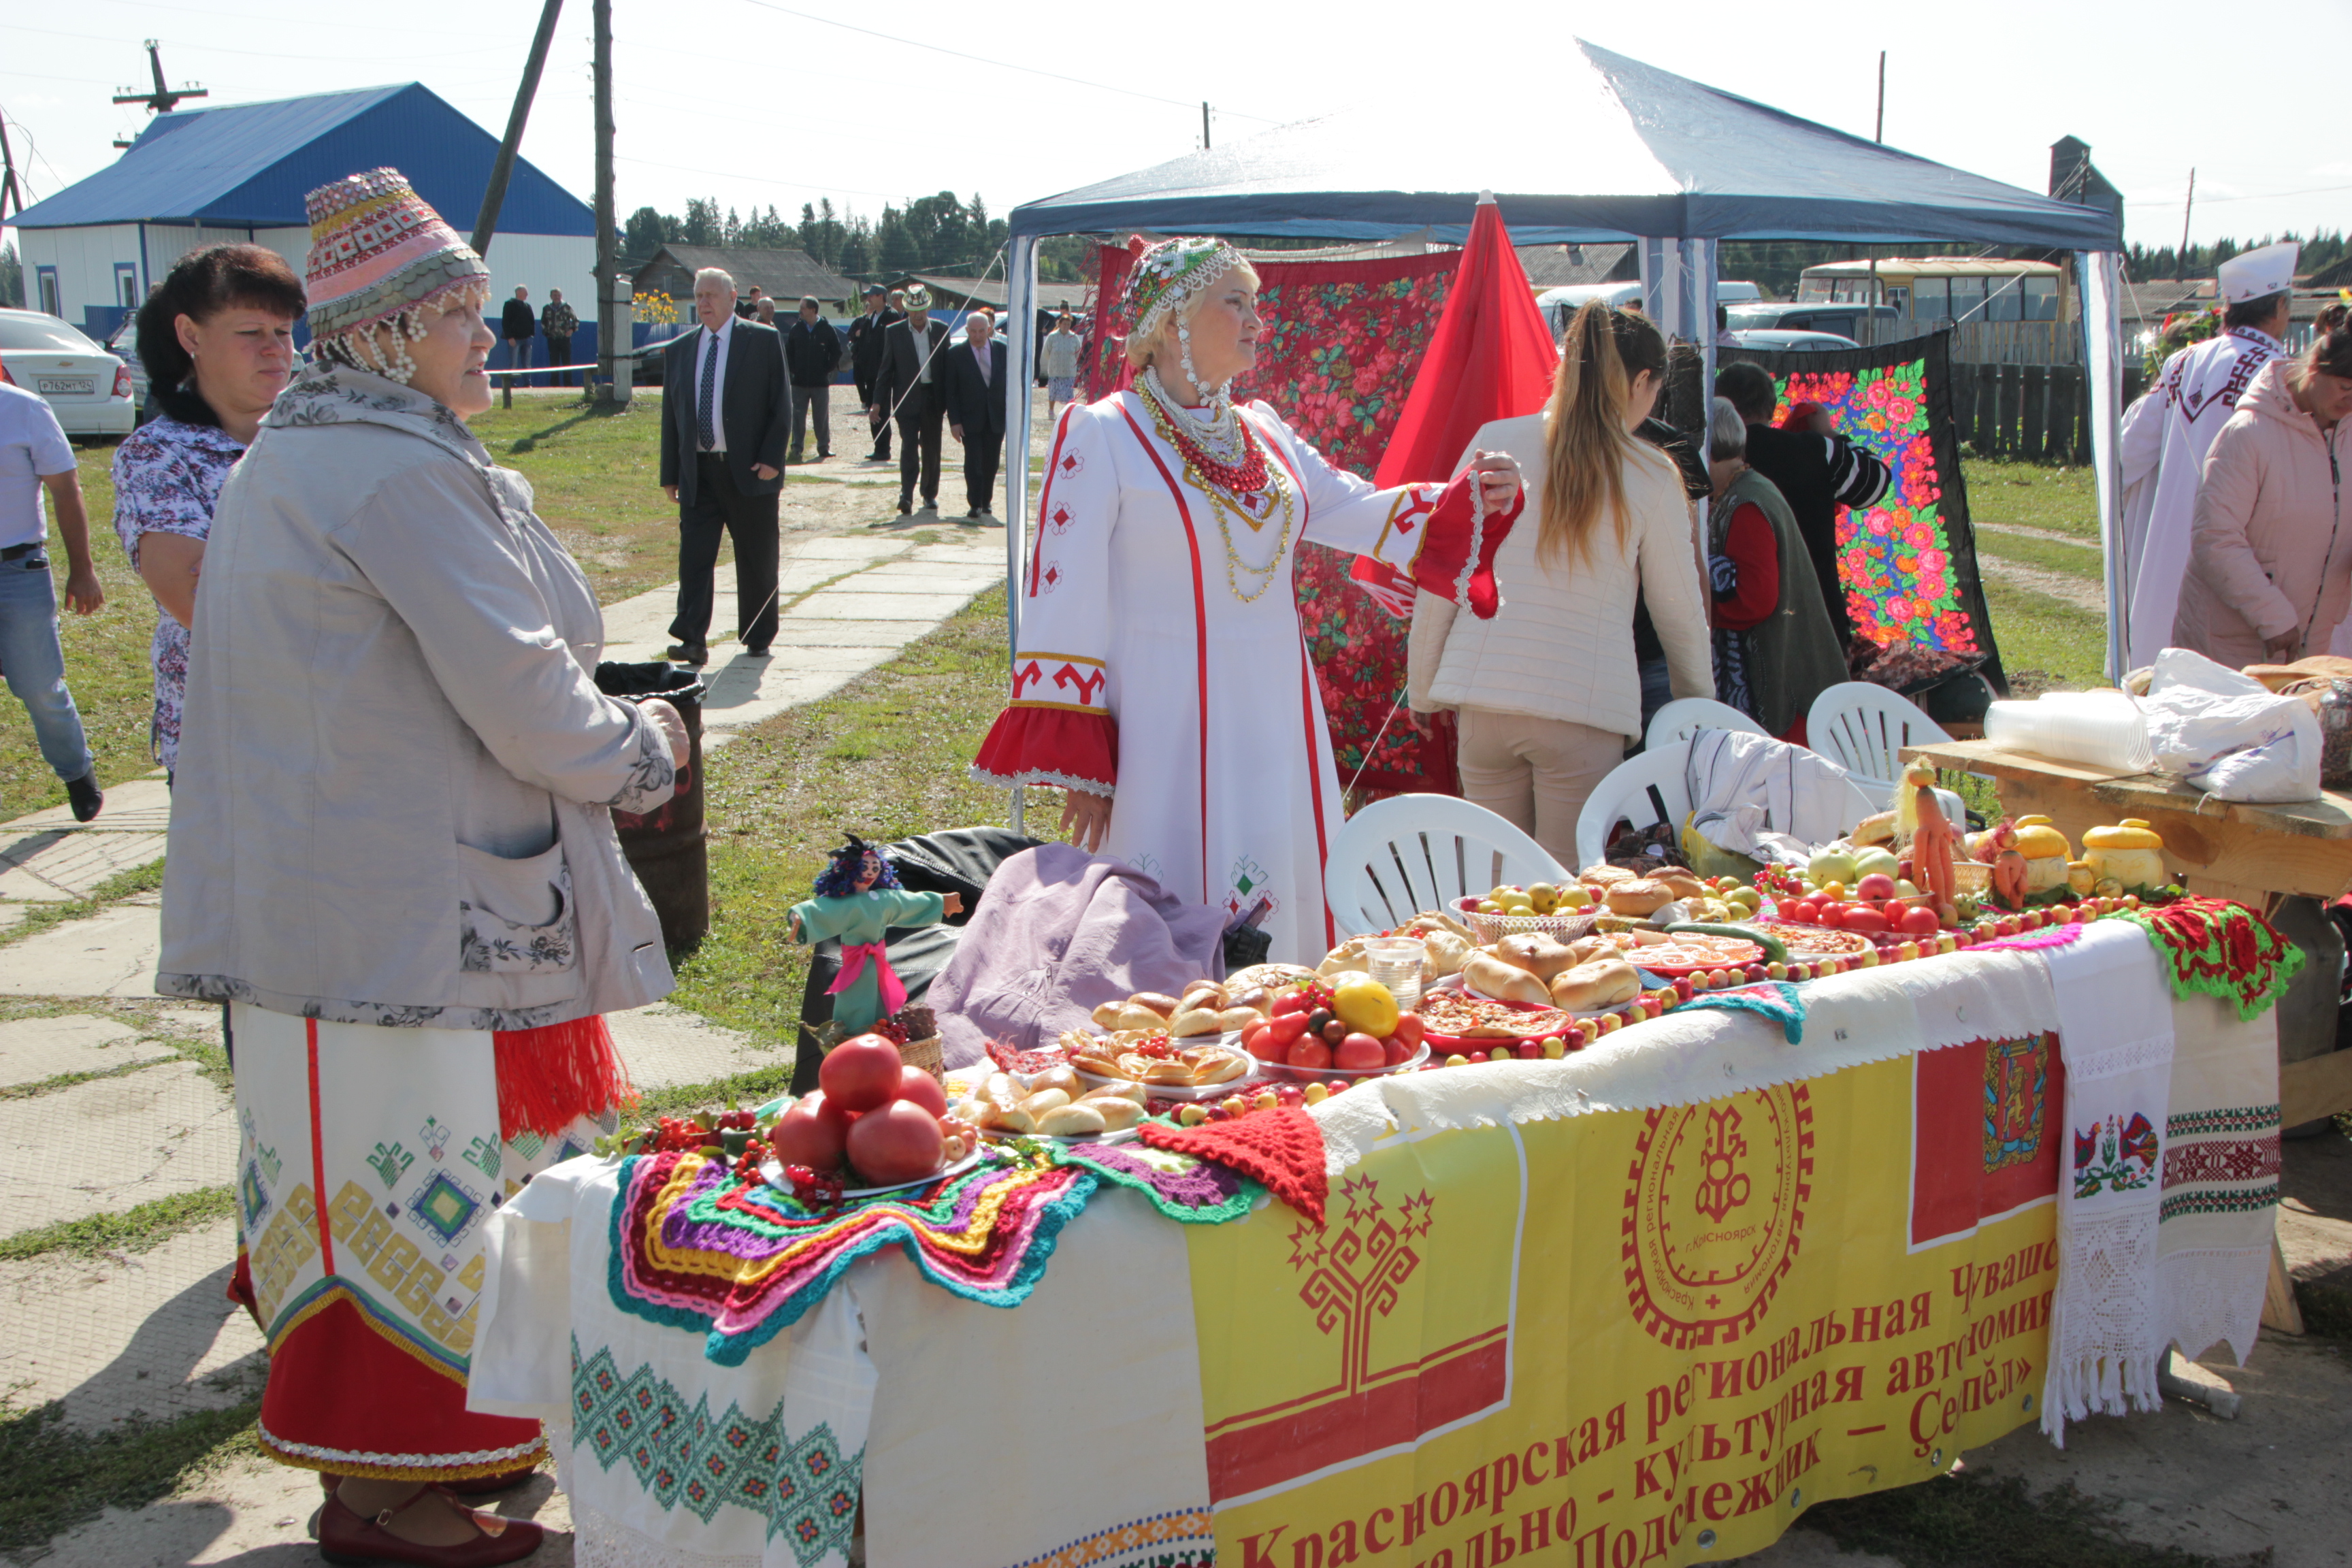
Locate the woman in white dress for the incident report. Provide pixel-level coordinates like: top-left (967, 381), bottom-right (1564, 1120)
top-left (973, 235), bottom-right (1524, 963)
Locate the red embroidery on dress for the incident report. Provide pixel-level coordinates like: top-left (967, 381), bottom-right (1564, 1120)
top-left (1049, 503), bottom-right (1073, 534)
top-left (1039, 563), bottom-right (1062, 593)
top-left (1011, 659), bottom-right (1045, 698)
top-left (1055, 664), bottom-right (1107, 705)
top-left (1058, 451), bottom-right (1085, 476)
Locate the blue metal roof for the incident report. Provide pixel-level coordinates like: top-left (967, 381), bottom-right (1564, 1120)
top-left (15, 83), bottom-right (592, 235)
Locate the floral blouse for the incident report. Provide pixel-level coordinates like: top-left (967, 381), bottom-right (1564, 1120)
top-left (112, 416), bottom-right (246, 769)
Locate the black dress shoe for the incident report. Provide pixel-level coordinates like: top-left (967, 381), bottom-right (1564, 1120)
top-left (745, 644), bottom-right (771, 657)
top-left (897, 499), bottom-right (913, 516)
top-left (664, 643), bottom-right (708, 666)
top-left (66, 772), bottom-right (103, 823)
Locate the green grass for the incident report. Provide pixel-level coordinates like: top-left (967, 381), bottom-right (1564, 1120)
top-left (1963, 460), bottom-right (2102, 542)
top-left (666, 583), bottom-right (1017, 1060)
top-left (0, 1057), bottom-right (166, 1102)
top-left (0, 1186), bottom-right (236, 1264)
top-left (0, 1396), bottom-right (262, 1555)
top-left (1808, 1469), bottom-right (2251, 1567)
top-left (0, 857), bottom-right (165, 947)
top-left (1982, 576), bottom-right (2110, 695)
top-left (1973, 529), bottom-right (2103, 579)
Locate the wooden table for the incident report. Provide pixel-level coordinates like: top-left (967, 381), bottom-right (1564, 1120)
top-left (1906, 736), bottom-right (2352, 1333)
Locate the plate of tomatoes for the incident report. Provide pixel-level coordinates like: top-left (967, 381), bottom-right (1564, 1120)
top-left (1240, 983), bottom-right (1426, 1079)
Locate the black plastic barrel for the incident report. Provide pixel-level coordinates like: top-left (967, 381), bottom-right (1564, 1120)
top-left (594, 661), bottom-right (709, 950)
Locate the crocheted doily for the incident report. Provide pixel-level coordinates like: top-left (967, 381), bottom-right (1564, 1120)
top-left (1139, 1106), bottom-right (1328, 1224)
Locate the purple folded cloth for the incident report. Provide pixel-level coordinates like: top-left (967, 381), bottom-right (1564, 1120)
top-left (928, 844), bottom-right (1228, 1069)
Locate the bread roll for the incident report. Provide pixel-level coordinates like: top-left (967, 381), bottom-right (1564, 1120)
top-left (976, 1074), bottom-right (1022, 1113)
top-left (1087, 1096), bottom-right (1147, 1130)
top-left (1423, 930), bottom-right (1471, 977)
top-left (987, 1102), bottom-right (1036, 1133)
top-left (1565, 934), bottom-right (1612, 966)
top-left (1605, 879), bottom-right (1674, 917)
top-left (1492, 933), bottom-right (1581, 981)
top-left (1027, 1065), bottom-right (1083, 1100)
top-left (1143, 1060), bottom-right (1198, 1085)
top-left (1653, 870), bottom-right (1708, 902)
top-left (1580, 865), bottom-right (1637, 888)
top-left (1191, 1050), bottom-right (1247, 1085)
top-left (1081, 1079), bottom-right (1147, 1105)
top-left (1228, 985), bottom-right (1271, 1013)
top-left (1168, 1007), bottom-right (1226, 1038)
top-left (1217, 1005), bottom-right (1264, 1031)
top-left (1091, 1000), bottom-right (1128, 1029)
top-left (1181, 980), bottom-right (1229, 1009)
top-left (1037, 1102), bottom-right (1109, 1137)
top-left (1115, 1002), bottom-right (1171, 1033)
top-left (1551, 960), bottom-right (1642, 1010)
top-left (1016, 1088), bottom-right (1072, 1118)
top-left (1129, 992), bottom-right (1181, 1018)
top-left (1462, 951), bottom-right (1554, 1007)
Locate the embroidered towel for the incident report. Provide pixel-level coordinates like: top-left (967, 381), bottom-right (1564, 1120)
top-left (2155, 991), bottom-right (2283, 1370)
top-left (2039, 921), bottom-right (2176, 1446)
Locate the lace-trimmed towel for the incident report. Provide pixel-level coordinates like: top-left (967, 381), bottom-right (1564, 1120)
top-left (2040, 921), bottom-right (2176, 1446)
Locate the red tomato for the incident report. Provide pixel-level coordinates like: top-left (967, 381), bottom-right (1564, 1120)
top-left (773, 1092), bottom-right (849, 1172)
top-left (1813, 902), bottom-right (1844, 928)
top-left (1289, 1037), bottom-right (1332, 1073)
top-left (894, 1066), bottom-right (947, 1118)
top-left (1382, 1036), bottom-right (1413, 1065)
top-left (1900, 904), bottom-right (1942, 936)
top-left (1790, 900), bottom-right (1821, 925)
top-left (1841, 906), bottom-right (1892, 934)
top-left (1241, 1019), bottom-right (1272, 1055)
top-left (1390, 1013), bottom-right (1426, 1051)
top-left (820, 1034), bottom-right (905, 1113)
top-left (844, 1100), bottom-right (945, 1186)
top-left (1335, 1034), bottom-right (1386, 1071)
top-left (1264, 1011), bottom-right (1311, 1049)
top-left (1272, 990), bottom-right (1316, 1017)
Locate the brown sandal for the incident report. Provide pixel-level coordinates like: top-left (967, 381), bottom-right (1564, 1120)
top-left (315, 1485), bottom-right (542, 1567)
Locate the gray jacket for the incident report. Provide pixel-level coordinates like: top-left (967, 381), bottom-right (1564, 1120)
top-left (157, 365), bottom-right (677, 1029)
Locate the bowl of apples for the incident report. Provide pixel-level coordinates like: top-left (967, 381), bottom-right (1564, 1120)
top-left (1456, 881), bottom-right (1603, 945)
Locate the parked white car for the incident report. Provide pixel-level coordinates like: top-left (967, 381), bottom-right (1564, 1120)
top-left (0, 310), bottom-right (136, 436)
top-left (1721, 328), bottom-right (1861, 354)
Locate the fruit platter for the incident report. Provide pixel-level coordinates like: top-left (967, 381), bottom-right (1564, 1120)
top-left (1239, 974), bottom-right (1428, 1082)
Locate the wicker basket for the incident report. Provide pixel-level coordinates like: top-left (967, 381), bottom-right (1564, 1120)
top-left (1456, 896), bottom-right (1601, 947)
top-left (806, 1013), bottom-right (946, 1087)
top-left (896, 1034), bottom-right (945, 1085)
top-left (1952, 860), bottom-right (1992, 897)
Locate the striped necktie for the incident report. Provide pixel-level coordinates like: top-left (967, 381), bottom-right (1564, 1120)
top-left (698, 329), bottom-right (720, 449)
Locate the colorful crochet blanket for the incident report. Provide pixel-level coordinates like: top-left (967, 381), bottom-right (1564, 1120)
top-left (1052, 1139), bottom-right (1262, 1224)
top-left (608, 1148), bottom-right (1095, 1365)
top-left (2102, 898), bottom-right (2304, 1020)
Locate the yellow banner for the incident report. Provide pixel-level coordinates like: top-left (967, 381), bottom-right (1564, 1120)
top-left (1190, 1043), bottom-right (2064, 1567)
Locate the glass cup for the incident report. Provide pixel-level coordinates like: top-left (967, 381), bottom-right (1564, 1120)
top-left (1359, 936), bottom-right (1428, 1015)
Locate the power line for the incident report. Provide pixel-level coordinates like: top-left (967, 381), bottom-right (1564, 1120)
top-left (730, 0), bottom-right (1284, 125)
top-left (2123, 180), bottom-right (2352, 208)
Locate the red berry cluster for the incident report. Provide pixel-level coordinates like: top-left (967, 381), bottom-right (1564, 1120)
top-left (784, 1163), bottom-right (846, 1206)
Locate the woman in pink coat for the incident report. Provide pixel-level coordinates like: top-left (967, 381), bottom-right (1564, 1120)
top-left (2175, 306), bottom-right (2352, 665)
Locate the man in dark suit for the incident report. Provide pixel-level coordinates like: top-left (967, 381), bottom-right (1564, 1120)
top-left (844, 282), bottom-right (900, 463)
top-left (659, 267), bottom-right (790, 664)
top-left (867, 285), bottom-right (950, 515)
top-left (500, 286), bottom-right (538, 390)
top-left (940, 308), bottom-right (1009, 519)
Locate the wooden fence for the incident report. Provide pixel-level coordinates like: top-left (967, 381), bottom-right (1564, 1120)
top-left (1948, 361), bottom-right (2147, 463)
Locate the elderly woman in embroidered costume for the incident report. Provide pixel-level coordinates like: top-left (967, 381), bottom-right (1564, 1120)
top-left (973, 236), bottom-right (1525, 964)
top-left (157, 169), bottom-right (690, 1565)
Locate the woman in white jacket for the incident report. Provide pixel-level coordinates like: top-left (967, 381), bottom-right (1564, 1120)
top-left (1409, 304), bottom-right (1714, 863)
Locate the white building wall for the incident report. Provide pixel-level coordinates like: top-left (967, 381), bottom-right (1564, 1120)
top-left (15, 224), bottom-right (143, 329)
top-left (470, 233), bottom-right (598, 321)
top-left (145, 223), bottom-right (268, 280)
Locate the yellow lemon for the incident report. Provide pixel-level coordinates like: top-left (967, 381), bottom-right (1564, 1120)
top-left (1332, 977), bottom-right (1401, 1038)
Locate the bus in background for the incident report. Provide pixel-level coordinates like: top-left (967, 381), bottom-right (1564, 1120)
top-left (1793, 258), bottom-right (2072, 327)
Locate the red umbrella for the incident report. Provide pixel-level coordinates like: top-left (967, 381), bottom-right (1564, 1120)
top-left (1352, 194), bottom-right (1558, 614)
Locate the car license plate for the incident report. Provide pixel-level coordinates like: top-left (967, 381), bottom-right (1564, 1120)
top-left (36, 377), bottom-right (94, 395)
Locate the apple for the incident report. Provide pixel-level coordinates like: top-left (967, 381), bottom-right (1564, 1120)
top-left (1744, 963), bottom-right (1768, 984)
top-left (1808, 847), bottom-right (1858, 887)
top-left (1335, 1034), bottom-right (1386, 1071)
top-left (1541, 1037), bottom-right (1567, 1060)
top-left (819, 1034), bottom-right (906, 1113)
top-left (1445, 1054), bottom-right (1469, 1068)
top-left (1178, 1103), bottom-right (1209, 1126)
top-left (1567, 1025), bottom-right (1590, 1049)
top-left (1856, 872), bottom-right (1897, 902)
top-left (1516, 1041), bottom-right (1541, 1060)
top-left (1301, 1083), bottom-right (1329, 1105)
top-left (1672, 975), bottom-right (1695, 1001)
top-left (894, 1066), bottom-right (949, 1119)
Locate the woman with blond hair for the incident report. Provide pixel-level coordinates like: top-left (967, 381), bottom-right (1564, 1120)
top-left (1409, 303), bottom-right (1714, 861)
top-left (972, 235), bottom-right (1524, 964)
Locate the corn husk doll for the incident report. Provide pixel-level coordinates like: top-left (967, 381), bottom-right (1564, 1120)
top-left (787, 835), bottom-right (962, 1034)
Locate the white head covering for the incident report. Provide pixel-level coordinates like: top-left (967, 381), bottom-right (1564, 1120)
top-left (2219, 241), bottom-right (2298, 304)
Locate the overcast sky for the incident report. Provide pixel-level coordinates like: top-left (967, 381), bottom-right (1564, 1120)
top-left (5, 0), bottom-right (2348, 257)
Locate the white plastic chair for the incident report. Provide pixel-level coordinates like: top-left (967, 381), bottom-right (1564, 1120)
top-left (1806, 681), bottom-right (1965, 823)
top-left (1324, 794), bottom-right (1569, 938)
top-left (1646, 698), bottom-right (1768, 751)
top-left (1575, 738), bottom-right (1880, 869)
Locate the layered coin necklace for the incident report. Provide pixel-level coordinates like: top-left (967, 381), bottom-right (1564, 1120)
top-left (1139, 365), bottom-right (1296, 604)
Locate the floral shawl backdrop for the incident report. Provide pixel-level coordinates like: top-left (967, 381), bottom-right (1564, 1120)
top-left (1089, 244), bottom-right (1466, 794)
top-left (1745, 332), bottom-right (2007, 695)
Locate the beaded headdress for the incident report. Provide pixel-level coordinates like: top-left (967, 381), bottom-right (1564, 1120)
top-left (1120, 235), bottom-right (1243, 346)
top-left (302, 168), bottom-right (490, 384)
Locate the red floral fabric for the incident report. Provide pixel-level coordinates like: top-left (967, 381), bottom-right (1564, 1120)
top-left (1086, 244), bottom-right (1464, 796)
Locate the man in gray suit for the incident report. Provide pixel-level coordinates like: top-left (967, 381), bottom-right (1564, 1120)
top-left (658, 267), bottom-right (789, 664)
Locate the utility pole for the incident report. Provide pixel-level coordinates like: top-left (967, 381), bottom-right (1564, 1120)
top-left (0, 110), bottom-right (24, 228)
top-left (2179, 168), bottom-right (2196, 278)
top-left (112, 42), bottom-right (205, 116)
top-left (592, 0), bottom-right (621, 404)
top-left (1201, 101), bottom-right (1211, 150)
top-left (1865, 52), bottom-right (1884, 337)
top-left (472, 0), bottom-right (564, 257)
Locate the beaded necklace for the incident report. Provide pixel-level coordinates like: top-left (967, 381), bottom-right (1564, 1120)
top-left (1139, 371), bottom-right (1297, 604)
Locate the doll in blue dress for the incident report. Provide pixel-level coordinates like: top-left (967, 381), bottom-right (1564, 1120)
top-left (787, 835), bottom-right (962, 1034)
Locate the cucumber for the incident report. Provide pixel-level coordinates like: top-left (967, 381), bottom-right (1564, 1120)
top-left (1661, 921), bottom-right (1791, 966)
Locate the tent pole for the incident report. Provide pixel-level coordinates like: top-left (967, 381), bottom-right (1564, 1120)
top-left (1005, 232), bottom-right (1039, 834)
top-left (2080, 250), bottom-right (2128, 681)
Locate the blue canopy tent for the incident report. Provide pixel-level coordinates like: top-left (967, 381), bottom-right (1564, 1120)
top-left (995, 39), bottom-right (2131, 724)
